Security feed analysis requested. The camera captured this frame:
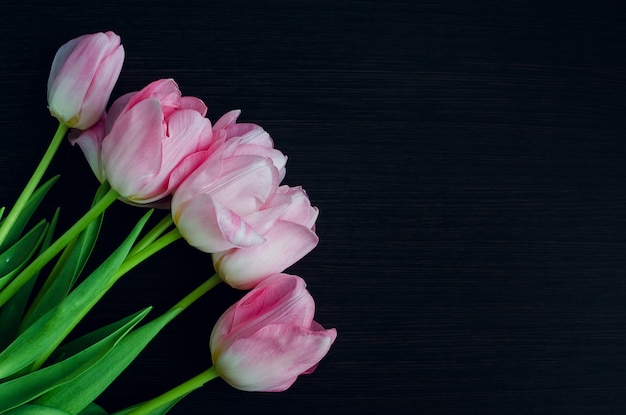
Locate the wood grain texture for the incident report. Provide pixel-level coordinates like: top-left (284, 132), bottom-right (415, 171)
top-left (1, 1), bottom-right (625, 414)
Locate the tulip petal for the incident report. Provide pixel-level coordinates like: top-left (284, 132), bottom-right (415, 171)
top-left (214, 221), bottom-right (319, 289)
top-left (210, 155), bottom-right (280, 216)
top-left (180, 96), bottom-right (208, 116)
top-left (214, 324), bottom-right (336, 392)
top-left (231, 274), bottom-right (313, 328)
top-left (276, 186), bottom-right (319, 229)
top-left (174, 194), bottom-right (265, 253)
top-left (74, 45), bottom-right (124, 130)
top-left (213, 109), bottom-right (241, 130)
top-left (162, 109), bottom-right (213, 169)
top-left (68, 116), bottom-right (107, 182)
top-left (127, 79), bottom-right (181, 118)
top-left (102, 99), bottom-right (164, 201)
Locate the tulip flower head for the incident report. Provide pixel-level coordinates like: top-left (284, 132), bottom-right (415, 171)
top-left (47, 31), bottom-right (124, 130)
top-left (172, 110), bottom-right (288, 252)
top-left (212, 185), bottom-right (319, 289)
top-left (210, 273), bottom-right (337, 392)
top-left (70, 79), bottom-right (216, 204)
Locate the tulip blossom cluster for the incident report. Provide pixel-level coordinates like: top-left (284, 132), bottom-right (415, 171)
top-left (41, 30), bottom-right (337, 405)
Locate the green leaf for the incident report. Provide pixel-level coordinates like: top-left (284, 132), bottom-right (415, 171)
top-left (4, 404), bottom-right (72, 415)
top-left (50, 308), bottom-right (153, 364)
top-left (35, 308), bottom-right (181, 414)
top-left (111, 396), bottom-right (187, 415)
top-left (0, 211), bottom-right (152, 380)
top-left (0, 220), bottom-right (49, 291)
top-left (21, 185), bottom-right (105, 331)
top-left (0, 307), bottom-right (151, 414)
top-left (0, 209), bottom-right (59, 350)
top-left (0, 207), bottom-right (5, 222)
top-left (0, 175), bottom-right (58, 254)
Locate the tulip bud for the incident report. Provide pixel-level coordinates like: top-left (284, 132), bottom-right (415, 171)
top-left (210, 273), bottom-right (337, 392)
top-left (47, 31), bottom-right (124, 130)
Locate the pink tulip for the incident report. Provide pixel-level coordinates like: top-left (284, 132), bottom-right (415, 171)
top-left (212, 185), bottom-right (319, 289)
top-left (70, 79), bottom-right (216, 204)
top-left (172, 110), bottom-right (287, 252)
top-left (47, 31), bottom-right (124, 130)
top-left (210, 273), bottom-right (337, 392)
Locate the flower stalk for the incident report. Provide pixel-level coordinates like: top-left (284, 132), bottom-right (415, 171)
top-left (126, 367), bottom-right (219, 415)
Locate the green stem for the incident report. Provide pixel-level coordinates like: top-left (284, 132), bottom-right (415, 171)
top-left (128, 214), bottom-right (174, 257)
top-left (0, 122), bottom-right (68, 248)
top-left (116, 274), bottom-right (222, 415)
top-left (170, 273), bottom-right (221, 313)
top-left (0, 184), bottom-right (118, 308)
top-left (127, 367), bottom-right (219, 415)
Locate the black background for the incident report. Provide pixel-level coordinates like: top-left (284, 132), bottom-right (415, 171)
top-left (1, 1), bottom-right (626, 414)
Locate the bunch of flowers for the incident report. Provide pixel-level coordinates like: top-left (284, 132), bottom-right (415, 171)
top-left (0, 31), bottom-right (336, 414)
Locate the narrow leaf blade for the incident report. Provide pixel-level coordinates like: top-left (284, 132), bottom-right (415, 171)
top-left (0, 211), bottom-right (152, 379)
top-left (0, 307), bottom-right (151, 413)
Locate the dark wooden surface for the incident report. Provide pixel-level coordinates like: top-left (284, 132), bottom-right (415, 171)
top-left (1, 1), bottom-right (626, 414)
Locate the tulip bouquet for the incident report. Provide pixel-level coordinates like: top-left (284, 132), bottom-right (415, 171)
top-left (0, 31), bottom-right (336, 414)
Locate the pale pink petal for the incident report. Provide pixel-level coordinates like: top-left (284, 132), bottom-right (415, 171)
top-left (75, 45), bottom-right (124, 130)
top-left (174, 193), bottom-right (265, 253)
top-left (213, 109), bottom-right (241, 130)
top-left (102, 99), bottom-right (164, 201)
top-left (230, 274), bottom-right (312, 328)
top-left (277, 186), bottom-right (319, 228)
top-left (161, 109), bottom-right (212, 167)
top-left (167, 150), bottom-right (213, 195)
top-left (127, 78), bottom-right (181, 118)
top-left (68, 115), bottom-right (107, 182)
top-left (209, 155), bottom-right (279, 216)
top-left (214, 221), bottom-right (319, 289)
top-left (47, 36), bottom-right (82, 100)
top-left (214, 324), bottom-right (336, 392)
top-left (105, 92), bottom-right (135, 132)
top-left (179, 96), bottom-right (208, 116)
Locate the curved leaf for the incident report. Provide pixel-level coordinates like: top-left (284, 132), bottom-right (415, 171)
top-left (0, 220), bottom-right (49, 291)
top-left (35, 308), bottom-right (181, 414)
top-left (0, 210), bottom-right (59, 349)
top-left (21, 185), bottom-right (106, 331)
top-left (4, 404), bottom-right (72, 415)
top-left (0, 307), bottom-right (151, 413)
top-left (0, 210), bottom-right (152, 379)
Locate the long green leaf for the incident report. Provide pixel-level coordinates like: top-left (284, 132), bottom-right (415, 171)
top-left (0, 209), bottom-right (59, 349)
top-left (4, 404), bottom-right (71, 415)
top-left (0, 307), bottom-right (151, 414)
top-left (0, 211), bottom-right (152, 379)
top-left (0, 175), bottom-right (58, 254)
top-left (35, 308), bottom-right (181, 414)
top-left (0, 220), bottom-right (49, 291)
top-left (21, 185), bottom-right (106, 331)
top-left (50, 308), bottom-right (153, 364)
